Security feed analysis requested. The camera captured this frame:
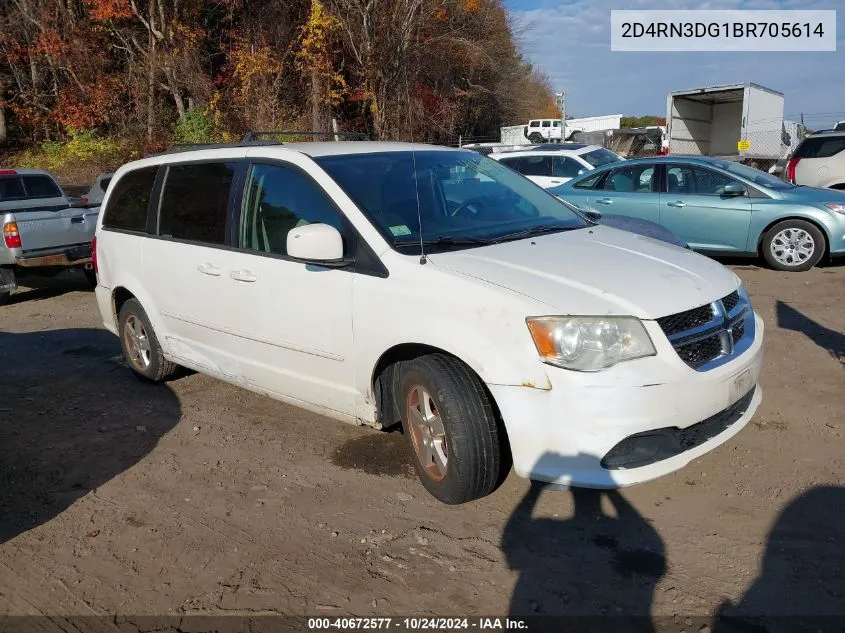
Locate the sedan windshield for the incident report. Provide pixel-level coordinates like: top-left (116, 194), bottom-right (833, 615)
top-left (580, 148), bottom-right (623, 168)
top-left (315, 150), bottom-right (587, 252)
top-left (709, 160), bottom-right (795, 191)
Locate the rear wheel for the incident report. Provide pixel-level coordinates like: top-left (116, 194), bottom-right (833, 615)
top-left (118, 298), bottom-right (179, 382)
top-left (399, 354), bottom-right (507, 504)
top-left (528, 133), bottom-right (544, 144)
top-left (761, 219), bottom-right (825, 271)
top-left (83, 267), bottom-right (97, 288)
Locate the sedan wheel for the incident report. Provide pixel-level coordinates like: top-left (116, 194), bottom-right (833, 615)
top-left (762, 220), bottom-right (825, 272)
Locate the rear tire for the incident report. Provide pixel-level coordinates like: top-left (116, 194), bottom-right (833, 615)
top-left (83, 267), bottom-right (97, 288)
top-left (761, 219), bottom-right (825, 272)
top-left (528, 133), bottom-right (544, 144)
top-left (398, 354), bottom-right (507, 504)
top-left (0, 291), bottom-right (10, 305)
top-left (118, 298), bottom-right (179, 382)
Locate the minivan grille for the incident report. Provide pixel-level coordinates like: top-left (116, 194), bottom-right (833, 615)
top-left (658, 291), bottom-right (751, 370)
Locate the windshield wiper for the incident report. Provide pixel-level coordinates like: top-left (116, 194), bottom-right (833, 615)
top-left (490, 224), bottom-right (579, 243)
top-left (394, 235), bottom-right (495, 248)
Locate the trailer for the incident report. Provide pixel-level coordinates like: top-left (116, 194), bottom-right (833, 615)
top-left (666, 83), bottom-right (787, 170)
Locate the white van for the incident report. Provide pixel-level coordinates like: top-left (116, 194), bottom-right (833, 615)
top-left (93, 141), bottom-right (764, 504)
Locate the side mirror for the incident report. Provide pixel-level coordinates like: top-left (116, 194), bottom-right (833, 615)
top-left (723, 182), bottom-right (745, 196)
top-left (287, 223), bottom-right (345, 264)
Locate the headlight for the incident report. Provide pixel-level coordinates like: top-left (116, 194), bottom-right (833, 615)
top-left (823, 202), bottom-right (845, 215)
top-left (526, 316), bottom-right (656, 371)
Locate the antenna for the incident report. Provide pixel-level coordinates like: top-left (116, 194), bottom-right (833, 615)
top-left (411, 152), bottom-right (426, 265)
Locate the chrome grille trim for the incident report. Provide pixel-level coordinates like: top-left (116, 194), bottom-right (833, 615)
top-left (657, 288), bottom-right (755, 371)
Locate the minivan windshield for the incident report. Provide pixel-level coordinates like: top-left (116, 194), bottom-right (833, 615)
top-left (316, 150), bottom-right (587, 252)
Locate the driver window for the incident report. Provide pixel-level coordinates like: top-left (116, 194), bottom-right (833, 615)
top-left (518, 156), bottom-right (553, 177)
top-left (667, 165), bottom-right (742, 195)
top-left (240, 163), bottom-right (345, 256)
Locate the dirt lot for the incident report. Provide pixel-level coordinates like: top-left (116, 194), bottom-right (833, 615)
top-left (1, 264), bottom-right (843, 629)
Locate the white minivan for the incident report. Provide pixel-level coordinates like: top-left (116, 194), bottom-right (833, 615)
top-left (93, 141), bottom-right (764, 504)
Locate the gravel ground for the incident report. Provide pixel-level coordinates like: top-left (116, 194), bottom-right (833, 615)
top-left (0, 264), bottom-right (843, 631)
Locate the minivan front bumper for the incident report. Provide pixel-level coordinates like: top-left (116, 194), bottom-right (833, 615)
top-left (488, 312), bottom-right (764, 488)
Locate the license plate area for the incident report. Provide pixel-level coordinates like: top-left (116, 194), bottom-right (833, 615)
top-left (729, 367), bottom-right (756, 407)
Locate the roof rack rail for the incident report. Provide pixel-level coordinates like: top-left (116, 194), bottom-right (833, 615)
top-left (241, 130), bottom-right (370, 143)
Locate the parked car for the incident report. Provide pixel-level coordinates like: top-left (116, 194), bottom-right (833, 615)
top-left (550, 156), bottom-right (845, 272)
top-left (82, 172), bottom-right (115, 206)
top-left (556, 197), bottom-right (690, 249)
top-left (785, 130), bottom-right (845, 189)
top-left (93, 141), bottom-right (763, 504)
top-left (1, 168), bottom-right (99, 302)
top-left (490, 145), bottom-right (624, 188)
top-left (524, 119), bottom-right (563, 143)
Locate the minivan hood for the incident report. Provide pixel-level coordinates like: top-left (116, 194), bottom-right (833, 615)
top-left (428, 225), bottom-right (739, 319)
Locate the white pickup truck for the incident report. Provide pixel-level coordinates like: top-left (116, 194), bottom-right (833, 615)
top-left (1, 168), bottom-right (99, 302)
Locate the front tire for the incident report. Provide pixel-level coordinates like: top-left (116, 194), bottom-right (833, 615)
top-left (118, 298), bottom-right (179, 382)
top-left (398, 354), bottom-right (507, 504)
top-left (761, 220), bottom-right (825, 271)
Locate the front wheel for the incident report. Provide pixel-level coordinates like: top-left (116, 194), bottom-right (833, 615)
top-left (399, 354), bottom-right (508, 504)
top-left (761, 220), bottom-right (825, 271)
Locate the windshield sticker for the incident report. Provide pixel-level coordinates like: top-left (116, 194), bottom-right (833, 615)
top-left (389, 224), bottom-right (412, 237)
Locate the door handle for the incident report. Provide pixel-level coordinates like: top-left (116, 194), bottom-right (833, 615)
top-left (595, 198), bottom-right (613, 205)
top-left (230, 269), bottom-right (257, 283)
top-left (71, 216), bottom-right (84, 224)
top-left (197, 263), bottom-right (221, 276)
top-left (666, 201), bottom-right (686, 208)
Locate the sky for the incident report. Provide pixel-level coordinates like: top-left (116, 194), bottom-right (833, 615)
top-left (505, 0), bottom-right (845, 128)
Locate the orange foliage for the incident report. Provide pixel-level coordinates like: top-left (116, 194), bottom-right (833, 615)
top-left (460, 0), bottom-right (481, 12)
top-left (536, 98), bottom-right (562, 118)
top-left (33, 30), bottom-right (67, 59)
top-left (53, 83), bottom-right (119, 129)
top-left (86, 0), bottom-right (132, 21)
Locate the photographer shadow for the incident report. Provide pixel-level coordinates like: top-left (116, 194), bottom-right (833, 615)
top-left (501, 452), bottom-right (666, 632)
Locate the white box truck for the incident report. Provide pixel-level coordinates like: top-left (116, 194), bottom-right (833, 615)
top-left (665, 83), bottom-right (786, 169)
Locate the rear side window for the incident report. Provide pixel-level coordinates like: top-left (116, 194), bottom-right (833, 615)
top-left (0, 177), bottom-right (26, 201)
top-left (102, 166), bottom-right (158, 232)
top-left (22, 175), bottom-right (62, 198)
top-left (603, 165), bottom-right (656, 193)
top-left (573, 171), bottom-right (605, 189)
top-left (794, 136), bottom-right (845, 159)
top-left (159, 162), bottom-right (237, 245)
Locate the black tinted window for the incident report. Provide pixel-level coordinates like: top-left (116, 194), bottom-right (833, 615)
top-left (794, 136), bottom-right (845, 159)
top-left (22, 175), bottom-right (61, 198)
top-left (240, 163), bottom-right (344, 256)
top-left (102, 167), bottom-right (158, 232)
top-left (159, 162), bottom-right (237, 244)
top-left (518, 156), bottom-right (553, 177)
top-left (0, 177), bottom-right (26, 201)
top-left (552, 156), bottom-right (584, 178)
top-left (100, 177), bottom-right (112, 192)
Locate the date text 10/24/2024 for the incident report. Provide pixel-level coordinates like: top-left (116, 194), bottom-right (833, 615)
top-left (308, 618), bottom-right (527, 631)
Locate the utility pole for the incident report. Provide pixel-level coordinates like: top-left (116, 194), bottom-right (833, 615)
top-left (556, 91), bottom-right (566, 143)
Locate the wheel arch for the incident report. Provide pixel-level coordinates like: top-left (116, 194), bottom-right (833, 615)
top-left (756, 215), bottom-right (831, 259)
